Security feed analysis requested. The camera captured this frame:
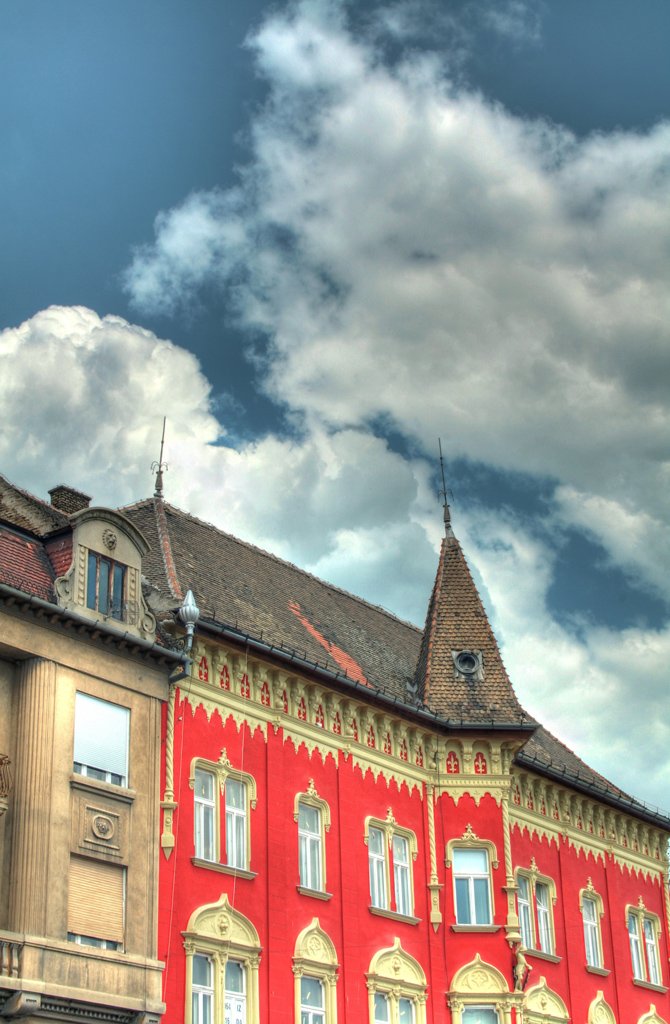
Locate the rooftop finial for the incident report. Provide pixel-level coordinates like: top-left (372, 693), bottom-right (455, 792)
top-left (152, 417), bottom-right (168, 498)
top-left (438, 438), bottom-right (453, 536)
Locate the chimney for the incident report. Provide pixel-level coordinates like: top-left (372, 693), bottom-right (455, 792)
top-left (48, 484), bottom-right (92, 515)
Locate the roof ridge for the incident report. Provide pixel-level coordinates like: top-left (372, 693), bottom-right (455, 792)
top-left (145, 499), bottom-right (423, 634)
top-left (0, 472), bottom-right (69, 532)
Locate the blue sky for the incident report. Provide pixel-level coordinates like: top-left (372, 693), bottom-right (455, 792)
top-left (2, 0), bottom-right (670, 810)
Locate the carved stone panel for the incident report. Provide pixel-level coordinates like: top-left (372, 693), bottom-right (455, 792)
top-left (71, 787), bottom-right (129, 863)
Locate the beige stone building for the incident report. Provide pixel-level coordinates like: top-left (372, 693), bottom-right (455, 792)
top-left (0, 476), bottom-right (183, 1024)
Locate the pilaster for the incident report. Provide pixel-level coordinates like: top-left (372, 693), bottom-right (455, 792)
top-left (8, 658), bottom-right (57, 934)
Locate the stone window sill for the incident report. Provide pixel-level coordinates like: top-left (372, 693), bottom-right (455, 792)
top-left (297, 886), bottom-right (332, 901)
top-left (369, 906), bottom-right (420, 926)
top-left (451, 924), bottom-right (501, 933)
top-left (70, 774), bottom-right (135, 804)
top-left (586, 965), bottom-right (610, 976)
top-left (191, 858), bottom-right (256, 880)
top-left (525, 949), bottom-right (561, 964)
top-left (633, 979), bottom-right (668, 994)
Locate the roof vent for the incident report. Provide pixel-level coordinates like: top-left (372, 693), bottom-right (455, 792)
top-left (48, 484), bottom-right (92, 515)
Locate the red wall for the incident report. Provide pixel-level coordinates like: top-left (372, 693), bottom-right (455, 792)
top-left (159, 691), bottom-right (670, 1022)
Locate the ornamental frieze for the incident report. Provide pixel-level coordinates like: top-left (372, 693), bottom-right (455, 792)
top-left (510, 767), bottom-right (666, 879)
top-left (181, 639), bottom-right (522, 798)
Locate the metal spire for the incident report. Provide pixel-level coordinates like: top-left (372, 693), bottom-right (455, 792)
top-left (152, 417), bottom-right (168, 498)
top-left (438, 438), bottom-right (453, 536)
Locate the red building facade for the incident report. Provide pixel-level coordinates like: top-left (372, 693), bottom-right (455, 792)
top-left (122, 496), bottom-right (670, 1024)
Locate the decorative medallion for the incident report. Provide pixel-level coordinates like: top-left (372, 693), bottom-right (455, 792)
top-left (102, 528), bottom-right (117, 551)
top-left (91, 814), bottom-right (115, 840)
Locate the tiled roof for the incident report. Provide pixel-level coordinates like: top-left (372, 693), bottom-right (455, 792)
top-left (0, 526), bottom-right (56, 602)
top-left (0, 473), bottom-right (69, 537)
top-left (123, 499), bottom-right (422, 699)
top-left (414, 531), bottom-right (531, 726)
top-left (122, 496), bottom-right (668, 822)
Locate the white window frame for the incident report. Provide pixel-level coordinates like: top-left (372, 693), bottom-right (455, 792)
top-left (300, 975), bottom-right (326, 1024)
top-left (225, 777), bottom-right (247, 870)
top-left (189, 753), bottom-right (256, 872)
top-left (581, 880), bottom-right (606, 966)
top-left (224, 958), bottom-right (247, 1024)
top-left (365, 812), bottom-right (417, 918)
top-left (453, 848), bottom-right (491, 925)
top-left (294, 781), bottom-right (331, 896)
top-left (184, 895), bottom-right (261, 1024)
top-left (446, 836), bottom-right (499, 929)
top-left (192, 953), bottom-right (214, 1024)
top-left (299, 802), bottom-right (323, 892)
top-left (367, 940), bottom-right (426, 1024)
top-left (514, 866), bottom-right (556, 955)
top-left (293, 920), bottom-right (339, 1024)
top-left (194, 768), bottom-right (216, 862)
top-left (627, 904), bottom-right (663, 986)
top-left (73, 692), bottom-right (129, 787)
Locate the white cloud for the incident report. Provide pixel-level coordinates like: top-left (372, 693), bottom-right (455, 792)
top-left (124, 0), bottom-right (670, 606)
top-left (459, 505), bottom-right (670, 812)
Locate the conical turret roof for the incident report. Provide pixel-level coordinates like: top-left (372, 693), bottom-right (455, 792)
top-left (415, 526), bottom-right (533, 727)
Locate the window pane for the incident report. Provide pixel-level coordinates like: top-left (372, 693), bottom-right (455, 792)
top-left (193, 954), bottom-right (212, 987)
top-left (299, 803), bottom-right (320, 834)
top-left (644, 918), bottom-right (660, 985)
top-left (517, 875), bottom-right (532, 947)
top-left (473, 877), bottom-right (491, 924)
top-left (454, 848), bottom-right (488, 874)
top-left (374, 993), bottom-right (390, 1023)
top-left (392, 834), bottom-right (409, 865)
top-left (309, 835), bottom-right (321, 890)
top-left (301, 976), bottom-right (323, 1007)
top-left (98, 557), bottom-right (110, 614)
top-left (455, 877), bottom-right (472, 923)
top-left (628, 912), bottom-right (644, 979)
top-left (369, 827), bottom-right (384, 854)
top-left (394, 857), bottom-right (411, 916)
top-left (195, 769), bottom-right (214, 800)
top-left (399, 998), bottom-right (414, 1024)
top-left (536, 883), bottom-right (552, 953)
top-left (462, 1010), bottom-right (499, 1024)
top-left (86, 552), bottom-right (98, 609)
top-left (111, 563), bottom-right (125, 619)
top-left (226, 779), bottom-right (245, 809)
top-left (73, 692), bottom-right (129, 783)
top-left (225, 960), bottom-right (245, 994)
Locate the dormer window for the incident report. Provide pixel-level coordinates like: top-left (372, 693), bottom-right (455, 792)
top-left (86, 551), bottom-right (126, 620)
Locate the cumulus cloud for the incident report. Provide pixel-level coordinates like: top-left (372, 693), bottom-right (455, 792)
top-left (3, 304), bottom-right (670, 809)
top-left (0, 306), bottom-right (436, 626)
top-left (124, 0), bottom-right (670, 607)
top-left (460, 505), bottom-right (670, 810)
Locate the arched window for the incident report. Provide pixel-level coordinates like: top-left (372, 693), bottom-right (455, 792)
top-left (587, 992), bottom-right (616, 1024)
top-left (293, 919), bottom-right (339, 1024)
top-left (366, 939), bottom-right (427, 1024)
top-left (448, 955), bottom-right (517, 1024)
top-left (183, 894), bottom-right (261, 1024)
top-left (523, 977), bottom-right (569, 1024)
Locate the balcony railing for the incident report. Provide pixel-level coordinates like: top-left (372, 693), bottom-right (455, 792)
top-left (0, 936), bottom-right (21, 979)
